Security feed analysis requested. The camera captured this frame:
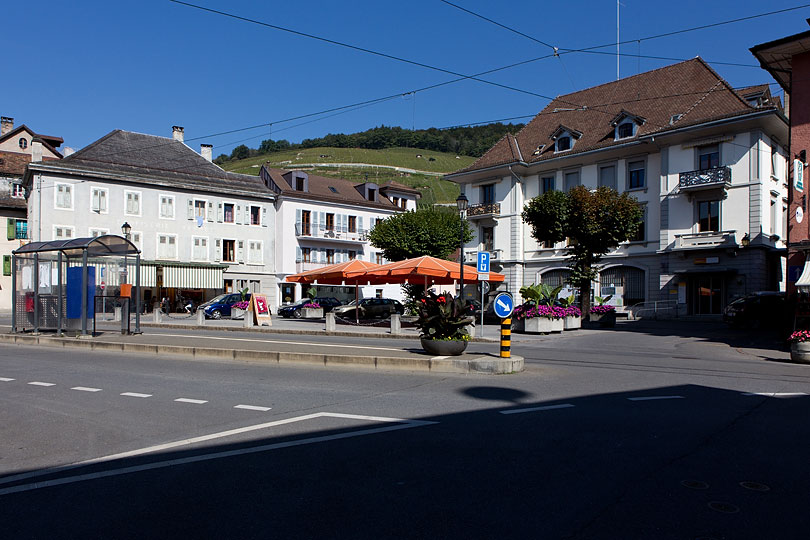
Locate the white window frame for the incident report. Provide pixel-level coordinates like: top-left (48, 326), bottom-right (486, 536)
top-left (54, 183), bottom-right (73, 210)
top-left (124, 190), bottom-right (142, 217)
top-left (615, 121), bottom-right (636, 140)
top-left (191, 236), bottom-right (209, 261)
top-left (53, 225), bottom-right (75, 240)
top-left (156, 233), bottom-right (178, 260)
top-left (247, 240), bottom-right (263, 265)
top-left (194, 199), bottom-right (208, 221)
top-left (555, 135), bottom-right (573, 153)
top-left (90, 187), bottom-right (109, 214)
top-left (159, 194), bottom-right (175, 220)
top-left (88, 228), bottom-right (109, 238)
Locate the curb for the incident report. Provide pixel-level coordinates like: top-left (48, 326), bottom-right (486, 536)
top-left (0, 333), bottom-right (523, 375)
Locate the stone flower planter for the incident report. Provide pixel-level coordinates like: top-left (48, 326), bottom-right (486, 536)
top-left (564, 315), bottom-right (581, 330)
top-left (302, 307), bottom-right (324, 319)
top-left (421, 338), bottom-right (468, 356)
top-left (589, 312), bottom-right (616, 327)
top-left (231, 307), bottom-right (246, 320)
top-left (524, 317), bottom-right (564, 334)
top-left (790, 342), bottom-right (810, 363)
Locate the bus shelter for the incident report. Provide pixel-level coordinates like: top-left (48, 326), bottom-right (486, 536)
top-left (11, 235), bottom-right (141, 336)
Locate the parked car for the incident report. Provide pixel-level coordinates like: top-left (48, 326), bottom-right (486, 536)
top-left (200, 293), bottom-right (250, 319)
top-left (467, 299), bottom-right (502, 323)
top-left (333, 298), bottom-right (404, 319)
top-left (277, 297), bottom-right (343, 318)
top-left (723, 291), bottom-right (787, 329)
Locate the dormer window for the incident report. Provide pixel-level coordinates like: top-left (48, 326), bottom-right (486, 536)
top-left (610, 111), bottom-right (644, 141)
top-left (368, 188), bottom-right (376, 202)
top-left (550, 125), bottom-right (581, 154)
top-left (556, 137), bottom-right (571, 152)
top-left (296, 178), bottom-right (305, 191)
top-left (617, 122), bottom-right (634, 139)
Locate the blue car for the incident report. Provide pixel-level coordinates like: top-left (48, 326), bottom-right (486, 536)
top-left (200, 293), bottom-right (250, 319)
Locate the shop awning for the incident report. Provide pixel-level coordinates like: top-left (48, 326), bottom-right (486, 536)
top-left (796, 260), bottom-right (810, 292)
top-left (163, 263), bottom-right (225, 288)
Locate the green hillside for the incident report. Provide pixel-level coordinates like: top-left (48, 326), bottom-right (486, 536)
top-left (223, 147), bottom-right (476, 205)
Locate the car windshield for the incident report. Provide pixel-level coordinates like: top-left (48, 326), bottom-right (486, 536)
top-left (204, 294), bottom-right (229, 305)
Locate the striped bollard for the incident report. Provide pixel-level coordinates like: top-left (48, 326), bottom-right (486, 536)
top-left (500, 318), bottom-right (511, 358)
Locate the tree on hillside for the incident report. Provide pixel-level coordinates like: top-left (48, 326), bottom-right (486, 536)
top-left (230, 145), bottom-right (250, 160)
top-left (521, 186), bottom-right (642, 318)
top-left (367, 206), bottom-right (473, 262)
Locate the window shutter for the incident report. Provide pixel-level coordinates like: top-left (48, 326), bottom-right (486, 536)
top-left (295, 208), bottom-right (302, 234)
top-left (262, 206), bottom-right (267, 227)
top-left (358, 216), bottom-right (364, 234)
top-left (7, 218), bottom-right (15, 241)
top-left (214, 239), bottom-right (221, 262)
top-left (236, 205), bottom-right (242, 225)
top-left (2, 255), bottom-right (10, 276)
top-left (217, 203), bottom-right (223, 222)
top-left (319, 212), bottom-right (326, 231)
top-left (207, 202), bottom-right (214, 222)
top-left (237, 240), bottom-right (245, 263)
top-left (91, 190), bottom-right (100, 212)
top-left (100, 190), bottom-right (107, 212)
top-left (296, 247), bottom-right (302, 262)
top-left (187, 200), bottom-right (194, 220)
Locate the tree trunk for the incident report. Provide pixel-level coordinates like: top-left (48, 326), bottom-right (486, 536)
top-left (580, 276), bottom-right (592, 320)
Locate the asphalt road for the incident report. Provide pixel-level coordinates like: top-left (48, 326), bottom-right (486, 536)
top-left (1, 320), bottom-right (808, 539)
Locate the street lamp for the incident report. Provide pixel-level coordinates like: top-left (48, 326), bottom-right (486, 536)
top-left (456, 193), bottom-right (468, 302)
top-left (121, 222), bottom-right (131, 284)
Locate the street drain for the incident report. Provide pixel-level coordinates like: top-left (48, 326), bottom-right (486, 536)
top-left (708, 501), bottom-right (740, 514)
top-left (681, 479), bottom-right (710, 490)
top-left (739, 481), bottom-right (770, 492)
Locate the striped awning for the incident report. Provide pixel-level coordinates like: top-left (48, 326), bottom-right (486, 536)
top-left (90, 262), bottom-right (157, 287)
top-left (797, 260), bottom-right (810, 292)
top-left (163, 264), bottom-right (224, 288)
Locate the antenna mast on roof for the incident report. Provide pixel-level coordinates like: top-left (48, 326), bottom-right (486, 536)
top-left (616, 0), bottom-right (620, 80)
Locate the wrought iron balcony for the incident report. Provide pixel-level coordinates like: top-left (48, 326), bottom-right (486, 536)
top-left (678, 166), bottom-right (731, 192)
top-left (467, 202), bottom-right (501, 219)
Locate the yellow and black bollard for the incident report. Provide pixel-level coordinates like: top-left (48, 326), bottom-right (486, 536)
top-left (500, 318), bottom-right (511, 358)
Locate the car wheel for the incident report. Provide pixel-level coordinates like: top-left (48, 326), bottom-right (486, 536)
top-left (210, 310), bottom-right (222, 320)
top-left (294, 309), bottom-right (302, 318)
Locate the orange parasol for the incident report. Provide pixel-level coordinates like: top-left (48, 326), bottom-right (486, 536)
top-left (364, 255), bottom-right (505, 285)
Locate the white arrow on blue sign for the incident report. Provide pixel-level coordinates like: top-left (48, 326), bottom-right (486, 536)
top-left (477, 252), bottom-right (490, 273)
top-left (493, 292), bottom-right (514, 319)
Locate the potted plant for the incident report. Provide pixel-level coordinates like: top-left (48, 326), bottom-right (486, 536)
top-left (301, 302), bottom-right (324, 318)
top-left (559, 296), bottom-right (582, 330)
top-left (589, 297), bottom-right (616, 327)
top-left (788, 330), bottom-right (810, 363)
top-left (415, 292), bottom-right (473, 356)
top-left (230, 300), bottom-right (250, 320)
top-left (514, 283), bottom-right (565, 333)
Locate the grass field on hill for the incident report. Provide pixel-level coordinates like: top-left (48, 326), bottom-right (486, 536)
top-left (223, 147), bottom-right (475, 204)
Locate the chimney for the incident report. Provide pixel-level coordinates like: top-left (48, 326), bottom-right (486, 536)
top-left (1, 117), bottom-right (13, 136)
top-left (201, 144), bottom-right (213, 162)
top-left (31, 137), bottom-right (43, 163)
top-left (172, 126), bottom-right (184, 143)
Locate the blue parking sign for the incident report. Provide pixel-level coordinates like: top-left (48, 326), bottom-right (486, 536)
top-left (477, 252), bottom-right (490, 273)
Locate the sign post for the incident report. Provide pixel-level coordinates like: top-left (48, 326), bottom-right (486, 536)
top-left (477, 252), bottom-right (491, 338)
top-left (493, 292), bottom-right (514, 358)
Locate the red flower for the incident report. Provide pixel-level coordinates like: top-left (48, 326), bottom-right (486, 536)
top-left (437, 297), bottom-right (446, 304)
top-left (421, 299), bottom-right (426, 303)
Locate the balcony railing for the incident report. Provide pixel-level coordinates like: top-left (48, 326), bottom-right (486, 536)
top-left (463, 249), bottom-right (502, 263)
top-left (678, 166), bottom-right (732, 192)
top-left (295, 223), bottom-right (367, 243)
top-left (674, 230), bottom-right (737, 249)
top-left (467, 202), bottom-right (501, 218)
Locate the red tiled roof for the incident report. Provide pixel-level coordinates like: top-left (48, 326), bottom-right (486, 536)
top-left (0, 151), bottom-right (59, 177)
top-left (452, 58), bottom-right (770, 175)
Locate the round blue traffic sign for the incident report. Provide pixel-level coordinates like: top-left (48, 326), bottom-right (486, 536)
top-left (493, 292), bottom-right (514, 319)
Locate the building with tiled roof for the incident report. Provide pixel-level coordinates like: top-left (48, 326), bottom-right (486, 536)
top-left (260, 166), bottom-right (419, 304)
top-left (24, 127), bottom-right (278, 311)
top-left (446, 58), bottom-right (789, 316)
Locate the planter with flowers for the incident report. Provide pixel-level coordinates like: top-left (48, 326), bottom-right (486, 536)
top-left (788, 330), bottom-right (810, 363)
top-left (416, 292), bottom-right (473, 356)
top-left (589, 304), bottom-right (616, 327)
top-left (563, 305), bottom-right (582, 330)
top-left (513, 304), bottom-right (566, 333)
top-left (301, 302), bottom-right (324, 319)
top-left (230, 300), bottom-right (250, 320)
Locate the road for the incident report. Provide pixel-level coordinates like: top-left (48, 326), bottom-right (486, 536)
top-left (1, 320), bottom-right (808, 539)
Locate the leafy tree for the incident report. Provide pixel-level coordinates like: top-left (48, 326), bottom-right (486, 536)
top-left (230, 144), bottom-right (250, 160)
top-left (521, 186), bottom-right (642, 317)
top-left (367, 206), bottom-right (473, 262)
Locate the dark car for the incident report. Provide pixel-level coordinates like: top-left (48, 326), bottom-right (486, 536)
top-left (467, 299), bottom-right (502, 323)
top-left (723, 291), bottom-right (787, 329)
top-left (278, 297), bottom-right (343, 318)
top-left (200, 293), bottom-right (250, 319)
top-left (333, 298), bottom-right (404, 319)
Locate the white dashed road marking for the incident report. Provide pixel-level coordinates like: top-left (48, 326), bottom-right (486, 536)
top-left (0, 377), bottom-right (15, 382)
top-left (234, 404), bottom-right (272, 412)
top-left (28, 381), bottom-right (55, 387)
top-left (500, 403), bottom-right (575, 415)
top-left (71, 387), bottom-right (102, 392)
top-left (175, 398), bottom-right (208, 404)
top-left (627, 395), bottom-right (684, 401)
top-left (120, 392), bottom-right (152, 398)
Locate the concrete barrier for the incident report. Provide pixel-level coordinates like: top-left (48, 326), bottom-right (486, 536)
top-left (243, 311), bottom-right (253, 328)
top-left (325, 312), bottom-right (336, 332)
top-left (390, 314), bottom-right (401, 335)
top-left (153, 310), bottom-right (161, 323)
top-left (196, 309), bottom-right (205, 326)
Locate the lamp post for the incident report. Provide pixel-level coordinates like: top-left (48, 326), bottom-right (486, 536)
top-left (456, 193), bottom-right (468, 302)
top-left (121, 222), bottom-right (131, 284)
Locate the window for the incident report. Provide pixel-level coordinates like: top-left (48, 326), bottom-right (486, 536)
top-left (368, 188), bottom-right (376, 202)
top-left (556, 136), bottom-right (571, 152)
top-left (192, 237), bottom-right (208, 261)
top-left (296, 178), bottom-right (305, 191)
top-left (481, 184), bottom-right (495, 204)
top-left (348, 250), bottom-right (357, 260)
top-left (224, 203), bottom-right (234, 223)
top-left (222, 239), bottom-right (236, 262)
top-left (326, 249), bottom-right (335, 264)
top-left (698, 144), bottom-right (719, 170)
top-left (248, 241), bottom-right (262, 264)
top-left (15, 219), bottom-right (27, 240)
top-left (391, 196), bottom-right (400, 207)
top-left (599, 165), bottom-right (617, 191)
top-left (302, 248), bottom-right (311, 263)
top-left (157, 234), bottom-right (177, 259)
top-left (329, 186), bottom-right (338, 193)
top-left (628, 160), bottom-right (645, 189)
top-left (89, 228), bottom-right (108, 238)
top-left (130, 232), bottom-right (142, 252)
top-left (125, 191), bottom-right (141, 215)
top-left (11, 184), bottom-right (24, 198)
top-left (399, 198), bottom-right (407, 209)
top-left (54, 226), bottom-right (74, 239)
top-left (159, 195), bottom-right (174, 219)
top-left (18, 138), bottom-right (27, 150)
top-left (632, 205), bottom-right (646, 242)
top-left (698, 200), bottom-right (720, 232)
top-left (375, 253), bottom-right (383, 264)
top-left (55, 183), bottom-right (72, 209)
top-left (326, 213), bottom-right (335, 231)
top-left (195, 200), bottom-right (206, 219)
top-left (770, 197), bottom-right (778, 236)
top-left (91, 187), bottom-right (108, 213)
top-left (250, 206), bottom-right (261, 225)
top-left (481, 226), bottom-right (494, 252)
top-left (564, 170), bottom-right (580, 192)
top-left (542, 176), bottom-right (555, 193)
top-left (617, 122), bottom-right (634, 139)
top-left (348, 216), bottom-right (357, 233)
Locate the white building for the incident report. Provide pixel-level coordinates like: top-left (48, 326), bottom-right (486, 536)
top-left (446, 59), bottom-right (789, 316)
top-left (259, 167), bottom-right (419, 304)
top-left (24, 127), bottom-right (277, 310)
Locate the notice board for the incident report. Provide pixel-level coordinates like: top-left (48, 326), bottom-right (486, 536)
top-left (251, 294), bottom-right (272, 326)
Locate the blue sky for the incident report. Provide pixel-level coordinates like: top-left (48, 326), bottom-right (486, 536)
top-left (6, 1), bottom-right (810, 157)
